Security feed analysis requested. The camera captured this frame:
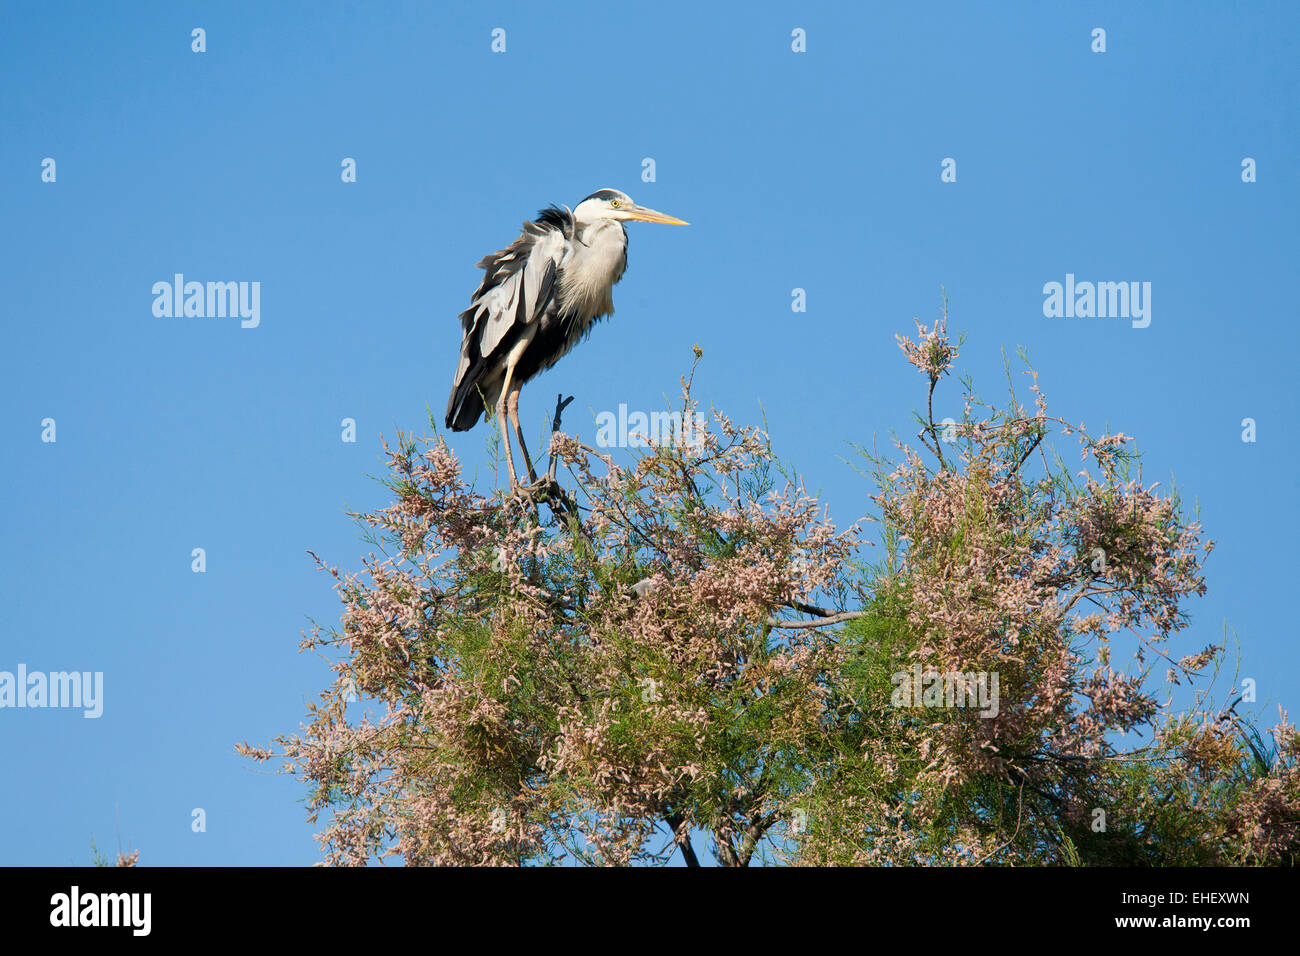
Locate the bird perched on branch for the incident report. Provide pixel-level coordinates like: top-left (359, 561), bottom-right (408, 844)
top-left (445, 188), bottom-right (688, 490)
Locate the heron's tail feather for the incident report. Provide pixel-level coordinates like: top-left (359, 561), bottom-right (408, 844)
top-left (446, 367), bottom-right (485, 431)
top-left (445, 387), bottom-right (483, 431)
top-left (446, 354), bottom-right (500, 431)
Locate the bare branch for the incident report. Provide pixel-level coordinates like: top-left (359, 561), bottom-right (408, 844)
top-left (767, 610), bottom-right (867, 630)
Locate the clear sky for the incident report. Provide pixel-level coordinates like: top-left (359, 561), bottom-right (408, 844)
top-left (1, 1), bottom-right (1296, 865)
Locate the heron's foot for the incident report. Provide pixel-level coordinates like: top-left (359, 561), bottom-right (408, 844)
top-left (506, 474), bottom-right (562, 506)
top-left (527, 474), bottom-right (561, 497)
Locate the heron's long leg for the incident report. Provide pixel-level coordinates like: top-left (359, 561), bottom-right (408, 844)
top-left (507, 384), bottom-right (538, 485)
top-left (497, 366), bottom-right (522, 490)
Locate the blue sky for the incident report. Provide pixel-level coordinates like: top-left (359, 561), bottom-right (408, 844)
top-left (1, 1), bottom-right (1296, 865)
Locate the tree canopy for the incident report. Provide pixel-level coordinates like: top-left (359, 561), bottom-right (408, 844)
top-left (241, 307), bottom-right (1299, 866)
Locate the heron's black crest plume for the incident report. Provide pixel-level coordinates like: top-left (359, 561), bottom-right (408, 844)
top-left (535, 205), bottom-right (575, 232)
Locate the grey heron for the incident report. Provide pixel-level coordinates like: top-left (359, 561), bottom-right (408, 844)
top-left (445, 188), bottom-right (688, 490)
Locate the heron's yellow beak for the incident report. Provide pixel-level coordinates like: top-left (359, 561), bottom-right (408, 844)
top-left (627, 204), bottom-right (689, 225)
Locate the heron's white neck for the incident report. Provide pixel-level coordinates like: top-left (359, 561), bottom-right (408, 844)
top-left (561, 219), bottom-right (627, 318)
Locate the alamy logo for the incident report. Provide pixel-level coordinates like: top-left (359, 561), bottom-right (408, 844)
top-left (890, 664), bottom-right (999, 718)
top-left (595, 404), bottom-right (706, 451)
top-left (152, 274), bottom-right (260, 328)
top-left (0, 664), bottom-right (103, 718)
top-left (50, 886), bottom-right (150, 936)
top-left (1042, 273), bottom-right (1151, 328)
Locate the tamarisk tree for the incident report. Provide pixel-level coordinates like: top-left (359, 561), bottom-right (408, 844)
top-left (241, 313), bottom-right (1299, 866)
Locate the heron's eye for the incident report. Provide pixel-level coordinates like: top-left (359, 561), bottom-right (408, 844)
top-left (610, 199), bottom-right (621, 208)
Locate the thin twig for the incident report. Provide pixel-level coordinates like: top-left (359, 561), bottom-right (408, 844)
top-left (927, 376), bottom-right (948, 470)
top-left (972, 782), bottom-right (1025, 866)
top-left (1008, 432), bottom-right (1044, 478)
top-left (547, 393), bottom-right (574, 482)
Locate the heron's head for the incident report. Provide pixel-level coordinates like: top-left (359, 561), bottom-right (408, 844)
top-left (573, 188), bottom-right (689, 226)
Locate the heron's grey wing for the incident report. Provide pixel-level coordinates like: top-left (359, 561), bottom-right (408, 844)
top-left (445, 221), bottom-right (567, 430)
